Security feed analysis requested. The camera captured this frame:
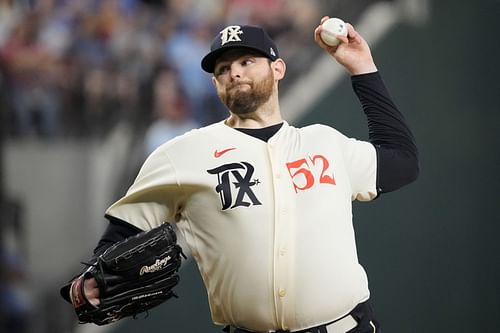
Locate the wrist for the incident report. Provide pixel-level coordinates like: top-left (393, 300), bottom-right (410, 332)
top-left (70, 275), bottom-right (86, 308)
top-left (348, 62), bottom-right (378, 75)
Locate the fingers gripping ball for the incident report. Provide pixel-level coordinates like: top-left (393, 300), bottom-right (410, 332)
top-left (320, 18), bottom-right (348, 47)
top-left (72, 223), bottom-right (186, 325)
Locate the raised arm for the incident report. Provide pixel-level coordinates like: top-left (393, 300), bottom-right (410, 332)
top-left (315, 17), bottom-right (419, 194)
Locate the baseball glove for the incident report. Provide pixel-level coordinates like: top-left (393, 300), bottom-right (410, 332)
top-left (70, 223), bottom-right (185, 325)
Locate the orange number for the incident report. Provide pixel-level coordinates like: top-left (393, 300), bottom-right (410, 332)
top-left (310, 155), bottom-right (336, 185)
top-left (286, 158), bottom-right (315, 193)
top-left (286, 155), bottom-right (336, 193)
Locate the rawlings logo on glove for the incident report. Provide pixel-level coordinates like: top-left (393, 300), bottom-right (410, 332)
top-left (69, 223), bottom-right (186, 325)
top-left (140, 256), bottom-right (172, 275)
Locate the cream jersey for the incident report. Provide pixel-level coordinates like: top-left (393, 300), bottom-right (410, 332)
top-left (106, 120), bottom-right (377, 332)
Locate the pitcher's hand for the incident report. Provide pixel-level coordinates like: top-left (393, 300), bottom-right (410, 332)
top-left (314, 16), bottom-right (378, 75)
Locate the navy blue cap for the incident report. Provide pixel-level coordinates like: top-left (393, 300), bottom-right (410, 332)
top-left (201, 25), bottom-right (279, 73)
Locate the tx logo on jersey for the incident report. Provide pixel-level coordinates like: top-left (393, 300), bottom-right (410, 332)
top-left (207, 162), bottom-right (262, 210)
top-left (220, 25), bottom-right (243, 46)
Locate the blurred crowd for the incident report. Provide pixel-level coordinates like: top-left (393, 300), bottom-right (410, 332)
top-left (0, 0), bottom-right (324, 145)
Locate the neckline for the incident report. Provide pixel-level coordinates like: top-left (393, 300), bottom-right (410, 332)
top-left (234, 122), bottom-right (284, 142)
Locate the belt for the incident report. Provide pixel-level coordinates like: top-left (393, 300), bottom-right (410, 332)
top-left (225, 314), bottom-right (358, 333)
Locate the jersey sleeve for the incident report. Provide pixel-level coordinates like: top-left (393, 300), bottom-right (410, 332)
top-left (105, 149), bottom-right (184, 230)
top-left (340, 135), bottom-right (378, 202)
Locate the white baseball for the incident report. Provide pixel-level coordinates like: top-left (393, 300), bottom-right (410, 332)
top-left (320, 18), bottom-right (348, 47)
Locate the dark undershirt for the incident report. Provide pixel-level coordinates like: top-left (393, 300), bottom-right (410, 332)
top-left (96, 71), bottom-right (419, 253)
top-left (235, 123), bottom-right (283, 142)
top-left (352, 71), bottom-right (419, 192)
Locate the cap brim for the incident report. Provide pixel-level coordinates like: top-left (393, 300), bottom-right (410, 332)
top-left (201, 45), bottom-right (273, 73)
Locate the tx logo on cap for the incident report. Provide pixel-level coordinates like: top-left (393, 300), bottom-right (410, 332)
top-left (220, 25), bottom-right (243, 46)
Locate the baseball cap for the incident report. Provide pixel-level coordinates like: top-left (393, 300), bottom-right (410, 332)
top-left (201, 25), bottom-right (279, 73)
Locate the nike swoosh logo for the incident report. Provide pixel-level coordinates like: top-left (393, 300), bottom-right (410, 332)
top-left (214, 147), bottom-right (236, 158)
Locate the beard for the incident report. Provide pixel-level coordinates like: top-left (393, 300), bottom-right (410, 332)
top-left (218, 68), bottom-right (274, 115)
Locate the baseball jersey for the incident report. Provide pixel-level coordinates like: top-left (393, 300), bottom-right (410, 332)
top-left (105, 120), bottom-right (377, 332)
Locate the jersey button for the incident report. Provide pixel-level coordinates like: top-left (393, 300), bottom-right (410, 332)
top-left (279, 248), bottom-right (287, 256)
top-left (278, 288), bottom-right (287, 297)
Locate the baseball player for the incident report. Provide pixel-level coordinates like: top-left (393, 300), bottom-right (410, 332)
top-left (61, 17), bottom-right (419, 333)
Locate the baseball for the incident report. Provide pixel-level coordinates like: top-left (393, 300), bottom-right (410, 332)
top-left (320, 18), bottom-right (348, 47)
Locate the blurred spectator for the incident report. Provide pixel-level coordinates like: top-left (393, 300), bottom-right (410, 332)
top-left (109, 4), bottom-right (164, 128)
top-left (143, 65), bottom-right (199, 155)
top-left (0, 250), bottom-right (32, 333)
top-left (223, 0), bottom-right (287, 27)
top-left (0, 0), bottom-right (25, 47)
top-left (0, 12), bottom-right (64, 139)
top-left (0, 198), bottom-right (31, 333)
top-left (162, 16), bottom-right (222, 125)
top-left (70, 0), bottom-right (134, 137)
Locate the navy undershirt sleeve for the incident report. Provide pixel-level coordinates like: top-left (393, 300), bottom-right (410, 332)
top-left (93, 215), bottom-right (143, 254)
top-left (351, 72), bottom-right (419, 194)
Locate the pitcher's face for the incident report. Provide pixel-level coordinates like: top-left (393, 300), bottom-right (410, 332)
top-left (213, 50), bottom-right (275, 115)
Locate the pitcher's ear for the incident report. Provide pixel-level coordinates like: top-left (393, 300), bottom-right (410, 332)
top-left (272, 58), bottom-right (286, 80)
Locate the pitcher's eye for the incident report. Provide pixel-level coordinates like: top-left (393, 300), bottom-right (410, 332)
top-left (241, 58), bottom-right (255, 66)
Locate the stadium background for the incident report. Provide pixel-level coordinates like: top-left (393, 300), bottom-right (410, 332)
top-left (1, 0), bottom-right (499, 333)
